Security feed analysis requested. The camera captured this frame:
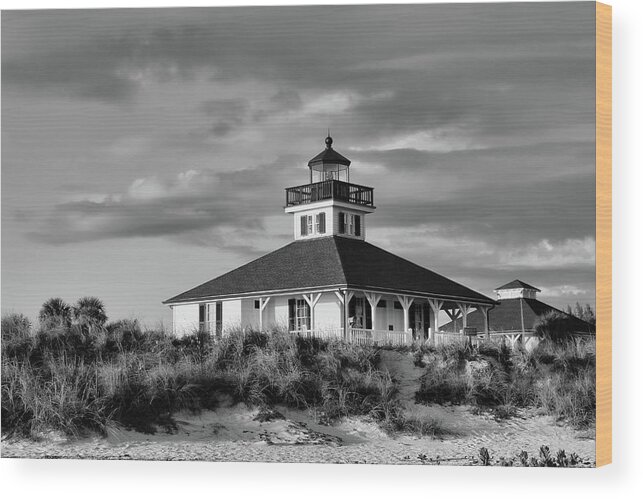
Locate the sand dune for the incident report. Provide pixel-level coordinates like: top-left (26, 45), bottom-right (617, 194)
top-left (1, 351), bottom-right (595, 465)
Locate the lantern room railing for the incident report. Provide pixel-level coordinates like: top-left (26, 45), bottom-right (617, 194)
top-left (285, 180), bottom-right (374, 207)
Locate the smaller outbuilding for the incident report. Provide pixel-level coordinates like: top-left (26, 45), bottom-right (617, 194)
top-left (442, 280), bottom-right (595, 335)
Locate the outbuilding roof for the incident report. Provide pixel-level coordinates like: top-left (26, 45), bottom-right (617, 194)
top-left (442, 297), bottom-right (594, 334)
top-left (494, 279), bottom-right (541, 291)
top-left (163, 236), bottom-right (495, 305)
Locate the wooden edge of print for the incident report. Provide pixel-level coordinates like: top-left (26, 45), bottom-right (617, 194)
top-left (595, 1), bottom-right (612, 468)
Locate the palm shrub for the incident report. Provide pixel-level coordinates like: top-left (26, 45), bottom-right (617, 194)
top-left (73, 296), bottom-right (108, 332)
top-left (38, 298), bottom-right (72, 329)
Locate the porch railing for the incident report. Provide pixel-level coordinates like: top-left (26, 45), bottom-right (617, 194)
top-left (285, 179), bottom-right (374, 207)
top-left (349, 328), bottom-right (412, 346)
top-left (433, 330), bottom-right (538, 348)
top-left (288, 329), bottom-right (343, 340)
top-left (287, 328), bottom-right (412, 346)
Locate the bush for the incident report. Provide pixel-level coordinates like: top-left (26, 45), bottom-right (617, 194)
top-left (1, 313), bottom-right (34, 359)
top-left (534, 311), bottom-right (579, 343)
top-left (414, 338), bottom-right (595, 428)
top-left (2, 325), bottom-right (399, 438)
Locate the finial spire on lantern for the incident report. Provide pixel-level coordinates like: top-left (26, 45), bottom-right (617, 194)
top-left (325, 129), bottom-right (333, 149)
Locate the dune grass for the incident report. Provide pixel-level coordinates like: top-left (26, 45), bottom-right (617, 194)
top-left (1, 317), bottom-right (406, 438)
top-left (2, 313), bottom-right (595, 439)
top-left (413, 339), bottom-right (596, 429)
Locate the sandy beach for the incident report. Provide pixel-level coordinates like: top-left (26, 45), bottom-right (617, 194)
top-left (2, 350), bottom-right (596, 466)
top-left (1, 402), bottom-right (595, 465)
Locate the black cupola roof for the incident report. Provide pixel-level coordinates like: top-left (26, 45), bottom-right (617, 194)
top-left (307, 135), bottom-right (351, 169)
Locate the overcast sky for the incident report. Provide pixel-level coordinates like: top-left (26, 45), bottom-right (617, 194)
top-left (1, 3), bottom-right (596, 326)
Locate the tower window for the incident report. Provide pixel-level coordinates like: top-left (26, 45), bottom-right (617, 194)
top-left (316, 212), bottom-right (326, 234)
top-left (300, 216), bottom-right (307, 236)
top-left (339, 212), bottom-right (361, 236)
top-left (307, 215), bottom-right (313, 235)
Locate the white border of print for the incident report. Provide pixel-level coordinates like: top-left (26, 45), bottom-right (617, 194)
top-left (1, 0), bottom-right (641, 497)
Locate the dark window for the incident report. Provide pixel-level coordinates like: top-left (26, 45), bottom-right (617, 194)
top-left (199, 304), bottom-right (205, 323)
top-left (394, 302), bottom-right (403, 310)
top-left (338, 212), bottom-right (345, 234)
top-left (316, 212), bottom-right (326, 234)
top-left (377, 300), bottom-right (387, 308)
top-left (288, 299), bottom-right (296, 331)
top-left (348, 297), bottom-right (372, 329)
top-left (215, 302), bottom-right (223, 338)
top-left (355, 215), bottom-right (361, 236)
top-left (388, 325), bottom-right (394, 331)
top-left (300, 216), bottom-right (307, 236)
top-left (254, 300), bottom-right (260, 309)
top-left (288, 298), bottom-right (310, 331)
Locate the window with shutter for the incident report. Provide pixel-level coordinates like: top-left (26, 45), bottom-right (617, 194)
top-left (338, 212), bottom-right (345, 234)
top-left (288, 299), bottom-right (296, 331)
top-left (300, 216), bottom-right (307, 236)
top-left (215, 302), bottom-right (223, 338)
top-left (354, 215), bottom-right (361, 236)
top-left (347, 214), bottom-right (354, 235)
top-left (317, 212), bottom-right (326, 233)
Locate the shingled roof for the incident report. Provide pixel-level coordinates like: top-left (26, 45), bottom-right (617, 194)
top-left (307, 147), bottom-right (351, 168)
top-left (442, 298), bottom-right (594, 334)
top-left (164, 236), bottom-right (495, 305)
top-left (495, 279), bottom-right (541, 291)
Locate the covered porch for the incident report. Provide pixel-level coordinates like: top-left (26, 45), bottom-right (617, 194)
top-left (252, 288), bottom-right (494, 346)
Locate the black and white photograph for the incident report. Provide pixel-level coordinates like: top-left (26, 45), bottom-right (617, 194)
top-left (2, 2), bottom-right (600, 466)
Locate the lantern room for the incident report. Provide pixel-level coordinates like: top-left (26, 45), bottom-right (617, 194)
top-left (307, 135), bottom-right (351, 183)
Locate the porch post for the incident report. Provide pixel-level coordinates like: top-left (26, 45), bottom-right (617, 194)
top-left (428, 299), bottom-right (443, 342)
top-left (396, 295), bottom-right (414, 335)
top-left (458, 303), bottom-right (472, 331)
top-left (302, 293), bottom-right (322, 332)
top-left (480, 306), bottom-right (490, 339)
top-left (364, 292), bottom-right (382, 331)
top-left (444, 307), bottom-right (462, 333)
top-left (259, 297), bottom-right (271, 332)
top-left (342, 290), bottom-right (355, 341)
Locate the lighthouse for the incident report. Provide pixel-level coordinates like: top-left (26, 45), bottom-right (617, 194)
top-left (164, 135), bottom-right (496, 343)
top-left (285, 135), bottom-right (375, 242)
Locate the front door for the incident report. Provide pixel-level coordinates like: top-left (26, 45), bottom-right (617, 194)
top-left (413, 303), bottom-right (424, 340)
top-left (348, 297), bottom-right (372, 329)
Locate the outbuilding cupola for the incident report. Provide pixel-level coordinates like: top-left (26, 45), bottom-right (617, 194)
top-left (494, 280), bottom-right (541, 300)
top-left (285, 135), bottom-right (375, 241)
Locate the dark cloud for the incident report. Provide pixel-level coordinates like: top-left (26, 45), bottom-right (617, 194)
top-left (2, 4), bottom-right (594, 110)
top-left (372, 171), bottom-right (595, 243)
top-left (23, 156), bottom-right (301, 245)
top-left (201, 99), bottom-right (249, 137)
top-left (1, 3), bottom-right (598, 320)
